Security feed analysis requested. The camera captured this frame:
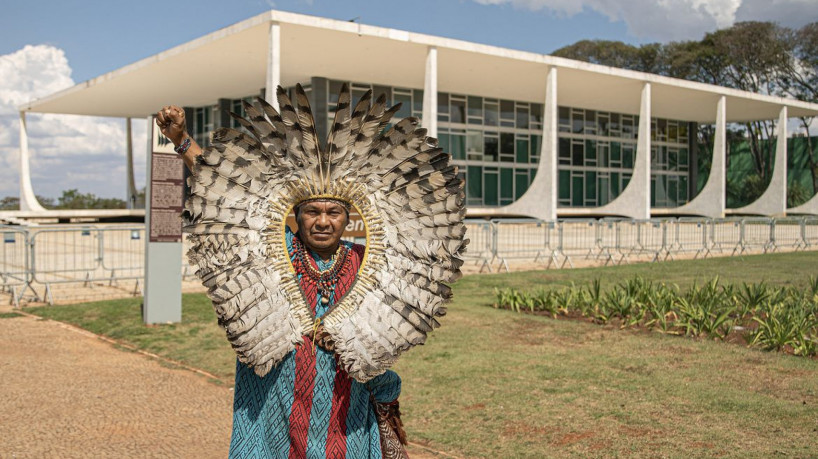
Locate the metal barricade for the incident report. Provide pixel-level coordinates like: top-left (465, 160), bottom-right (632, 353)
top-left (30, 227), bottom-right (102, 286)
top-left (492, 218), bottom-right (557, 271)
top-left (595, 218), bottom-right (623, 265)
top-left (739, 218), bottom-right (774, 254)
top-left (639, 219), bottom-right (671, 262)
top-left (804, 217), bottom-right (818, 248)
top-left (771, 217), bottom-right (805, 251)
top-left (0, 226), bottom-right (34, 306)
top-left (463, 220), bottom-right (495, 272)
top-left (673, 218), bottom-right (709, 258)
top-left (614, 219), bottom-right (669, 263)
top-left (556, 219), bottom-right (597, 268)
top-left (708, 219), bottom-right (742, 257)
top-left (99, 226), bottom-right (145, 284)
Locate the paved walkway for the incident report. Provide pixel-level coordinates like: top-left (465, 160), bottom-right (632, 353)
top-left (0, 313), bottom-right (442, 458)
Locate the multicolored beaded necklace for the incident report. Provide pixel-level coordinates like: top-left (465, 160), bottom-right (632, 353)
top-left (291, 234), bottom-right (350, 306)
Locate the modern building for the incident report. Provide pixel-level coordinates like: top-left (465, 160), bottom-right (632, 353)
top-left (16, 9), bottom-right (818, 219)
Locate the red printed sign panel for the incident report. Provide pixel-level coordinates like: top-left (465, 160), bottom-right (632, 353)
top-left (148, 117), bottom-right (184, 243)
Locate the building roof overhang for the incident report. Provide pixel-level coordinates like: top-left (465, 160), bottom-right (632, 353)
top-left (18, 10), bottom-right (818, 123)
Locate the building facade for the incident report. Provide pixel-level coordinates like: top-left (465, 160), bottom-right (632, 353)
top-left (17, 9), bottom-right (818, 218)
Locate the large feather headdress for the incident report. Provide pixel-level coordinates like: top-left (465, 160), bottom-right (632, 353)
top-left (184, 84), bottom-right (467, 382)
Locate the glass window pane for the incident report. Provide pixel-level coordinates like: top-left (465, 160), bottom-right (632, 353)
top-left (329, 80), bottom-right (344, 104)
top-left (572, 141), bottom-right (584, 166)
top-left (468, 96), bottom-right (482, 124)
top-left (585, 109), bottom-right (596, 134)
top-left (500, 100), bottom-right (514, 127)
top-left (394, 91), bottom-right (412, 118)
top-left (467, 130), bottom-right (483, 159)
top-left (484, 135), bottom-right (498, 162)
top-left (413, 89), bottom-right (423, 115)
top-left (530, 103), bottom-right (543, 127)
top-left (516, 104), bottom-right (529, 129)
top-left (485, 101), bottom-right (499, 126)
top-left (530, 135), bottom-right (542, 163)
top-left (623, 145), bottom-right (634, 169)
top-left (484, 172), bottom-right (499, 206)
top-left (572, 109), bottom-right (584, 134)
top-left (610, 113), bottom-right (620, 134)
top-left (668, 176), bottom-right (678, 206)
top-left (558, 106), bottom-right (570, 132)
top-left (679, 148), bottom-right (689, 169)
top-left (438, 93), bottom-right (449, 121)
top-left (571, 174), bottom-right (584, 206)
top-left (516, 139), bottom-right (529, 163)
top-left (451, 133), bottom-right (465, 160)
top-left (450, 97), bottom-right (465, 124)
top-left (585, 139), bottom-right (596, 164)
top-left (610, 142), bottom-right (621, 164)
top-left (467, 166), bottom-right (483, 204)
top-left (438, 133), bottom-right (450, 156)
top-left (500, 168), bottom-right (513, 199)
top-left (559, 170), bottom-right (570, 201)
top-left (500, 100), bottom-right (514, 120)
top-left (515, 171), bottom-right (529, 199)
top-left (585, 171), bottom-right (597, 203)
top-left (500, 133), bottom-right (514, 155)
top-left (599, 175), bottom-right (610, 205)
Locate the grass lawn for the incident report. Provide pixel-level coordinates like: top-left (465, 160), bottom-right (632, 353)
top-left (27, 251), bottom-right (818, 457)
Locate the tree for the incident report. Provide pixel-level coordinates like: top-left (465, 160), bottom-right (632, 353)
top-left (552, 40), bottom-right (663, 73)
top-left (0, 196), bottom-right (20, 210)
top-left (781, 22), bottom-right (818, 195)
top-left (56, 189), bottom-right (126, 209)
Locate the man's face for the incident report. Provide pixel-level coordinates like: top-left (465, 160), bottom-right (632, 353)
top-left (296, 201), bottom-right (348, 252)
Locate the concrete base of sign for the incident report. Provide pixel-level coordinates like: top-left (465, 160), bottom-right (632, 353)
top-left (143, 241), bottom-right (183, 324)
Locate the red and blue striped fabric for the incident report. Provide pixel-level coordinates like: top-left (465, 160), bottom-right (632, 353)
top-left (229, 228), bottom-right (402, 458)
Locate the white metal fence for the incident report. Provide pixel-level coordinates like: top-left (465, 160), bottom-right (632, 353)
top-left (0, 225), bottom-right (196, 306)
top-left (464, 216), bottom-right (818, 273)
top-left (3, 217), bottom-right (817, 305)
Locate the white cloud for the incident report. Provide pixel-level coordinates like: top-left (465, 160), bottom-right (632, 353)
top-left (470, 0), bottom-right (813, 41)
top-left (0, 45), bottom-right (147, 202)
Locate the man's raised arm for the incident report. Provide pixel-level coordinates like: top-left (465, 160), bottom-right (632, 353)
top-left (155, 105), bottom-right (202, 170)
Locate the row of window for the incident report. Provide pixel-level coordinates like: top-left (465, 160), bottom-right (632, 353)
top-left (440, 130), bottom-right (542, 164)
top-left (198, 79), bottom-right (696, 208)
top-left (464, 166), bottom-right (538, 207)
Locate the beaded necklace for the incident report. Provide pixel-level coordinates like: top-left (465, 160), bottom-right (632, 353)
top-left (291, 234), bottom-right (350, 306)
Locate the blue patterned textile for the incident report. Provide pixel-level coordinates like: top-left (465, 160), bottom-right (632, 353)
top-left (229, 227), bottom-right (401, 458)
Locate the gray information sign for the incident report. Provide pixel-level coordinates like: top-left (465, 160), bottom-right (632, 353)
top-left (143, 116), bottom-right (183, 324)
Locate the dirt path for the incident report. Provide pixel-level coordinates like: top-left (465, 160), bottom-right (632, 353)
top-left (0, 314), bottom-right (444, 458)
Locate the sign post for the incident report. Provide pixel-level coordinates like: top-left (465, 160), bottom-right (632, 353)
top-left (143, 116), bottom-right (183, 324)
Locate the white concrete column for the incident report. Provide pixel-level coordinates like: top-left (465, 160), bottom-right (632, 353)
top-left (501, 67), bottom-right (558, 220)
top-left (669, 96), bottom-right (726, 218)
top-left (731, 106), bottom-right (788, 216)
top-left (594, 83), bottom-right (651, 219)
top-left (422, 46), bottom-right (438, 137)
top-left (265, 21), bottom-right (281, 111)
top-left (18, 111), bottom-right (45, 212)
top-left (126, 117), bottom-right (139, 209)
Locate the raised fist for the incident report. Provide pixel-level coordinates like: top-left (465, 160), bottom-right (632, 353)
top-left (155, 105), bottom-right (187, 146)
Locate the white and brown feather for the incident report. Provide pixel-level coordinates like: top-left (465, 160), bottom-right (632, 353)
top-left (184, 83), bottom-right (467, 382)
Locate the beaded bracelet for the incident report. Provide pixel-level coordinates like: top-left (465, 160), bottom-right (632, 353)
top-left (174, 137), bottom-right (191, 155)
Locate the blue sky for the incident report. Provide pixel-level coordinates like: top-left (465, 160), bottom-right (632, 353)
top-left (0, 0), bottom-right (815, 200)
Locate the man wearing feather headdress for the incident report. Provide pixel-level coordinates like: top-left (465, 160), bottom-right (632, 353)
top-left (156, 84), bottom-right (466, 458)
